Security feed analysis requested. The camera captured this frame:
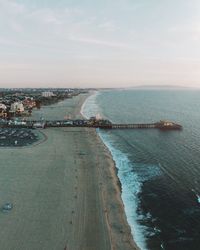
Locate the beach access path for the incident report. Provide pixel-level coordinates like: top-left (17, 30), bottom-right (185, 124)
top-left (0, 93), bottom-right (139, 250)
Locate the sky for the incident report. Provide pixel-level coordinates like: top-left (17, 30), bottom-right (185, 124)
top-left (0, 0), bottom-right (200, 88)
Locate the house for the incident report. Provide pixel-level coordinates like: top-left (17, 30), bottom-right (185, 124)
top-left (0, 103), bottom-right (7, 111)
top-left (23, 98), bottom-right (36, 109)
top-left (10, 102), bottom-right (25, 113)
top-left (0, 103), bottom-right (7, 118)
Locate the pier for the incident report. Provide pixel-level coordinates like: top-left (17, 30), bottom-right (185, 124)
top-left (111, 123), bottom-right (156, 129)
top-left (0, 118), bottom-right (182, 130)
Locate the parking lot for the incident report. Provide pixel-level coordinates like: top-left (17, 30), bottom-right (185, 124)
top-left (0, 128), bottom-right (38, 147)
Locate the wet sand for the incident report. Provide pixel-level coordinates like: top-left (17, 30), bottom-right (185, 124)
top-left (0, 93), bottom-right (139, 250)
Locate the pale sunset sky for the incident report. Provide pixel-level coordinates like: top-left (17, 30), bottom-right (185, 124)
top-left (0, 0), bottom-right (200, 88)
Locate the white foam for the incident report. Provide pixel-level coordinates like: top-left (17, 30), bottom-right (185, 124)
top-left (191, 189), bottom-right (200, 204)
top-left (80, 91), bottom-right (101, 119)
top-left (98, 131), bottom-right (148, 250)
top-left (196, 194), bottom-right (200, 204)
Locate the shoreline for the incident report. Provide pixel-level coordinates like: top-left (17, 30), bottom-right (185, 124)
top-left (81, 91), bottom-right (139, 250)
top-left (95, 132), bottom-right (139, 250)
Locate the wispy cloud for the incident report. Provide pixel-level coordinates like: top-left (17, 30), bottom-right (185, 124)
top-left (169, 23), bottom-right (200, 33)
top-left (26, 8), bottom-right (62, 25)
top-left (0, 0), bottom-right (26, 14)
top-left (10, 21), bottom-right (24, 32)
top-left (0, 0), bottom-right (200, 87)
top-left (69, 35), bottom-right (132, 49)
top-left (98, 21), bottom-right (117, 32)
top-left (0, 37), bottom-right (29, 48)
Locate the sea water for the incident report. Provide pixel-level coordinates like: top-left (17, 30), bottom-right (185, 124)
top-left (82, 89), bottom-right (200, 250)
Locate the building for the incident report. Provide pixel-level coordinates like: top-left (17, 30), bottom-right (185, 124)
top-left (10, 102), bottom-right (25, 113)
top-left (41, 91), bottom-right (55, 98)
top-left (0, 103), bottom-right (7, 118)
top-left (0, 103), bottom-right (7, 111)
top-left (23, 98), bottom-right (36, 109)
top-left (160, 120), bottom-right (174, 126)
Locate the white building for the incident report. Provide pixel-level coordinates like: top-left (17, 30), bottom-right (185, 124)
top-left (10, 102), bottom-right (25, 113)
top-left (0, 103), bottom-right (7, 111)
top-left (42, 91), bottom-right (55, 97)
top-left (0, 103), bottom-right (7, 118)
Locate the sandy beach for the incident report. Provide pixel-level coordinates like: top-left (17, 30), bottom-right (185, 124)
top-left (0, 93), bottom-right (139, 250)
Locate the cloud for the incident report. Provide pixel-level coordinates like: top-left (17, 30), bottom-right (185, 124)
top-left (168, 22), bottom-right (200, 42)
top-left (68, 35), bottom-right (132, 49)
top-left (98, 21), bottom-right (117, 32)
top-left (0, 0), bottom-right (26, 14)
top-left (64, 7), bottom-right (84, 16)
top-left (116, 0), bottom-right (147, 11)
top-left (10, 21), bottom-right (23, 32)
top-left (169, 23), bottom-right (200, 33)
top-left (0, 36), bottom-right (76, 56)
top-left (25, 8), bottom-right (62, 25)
top-left (0, 37), bottom-right (28, 48)
top-left (0, 1), bottom-right (26, 34)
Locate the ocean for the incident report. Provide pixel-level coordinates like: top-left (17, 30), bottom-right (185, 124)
top-left (81, 89), bottom-right (200, 250)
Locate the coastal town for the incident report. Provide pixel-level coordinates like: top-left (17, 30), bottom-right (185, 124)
top-left (0, 89), bottom-right (90, 147)
top-left (0, 88), bottom-right (87, 119)
top-left (0, 88), bottom-right (182, 131)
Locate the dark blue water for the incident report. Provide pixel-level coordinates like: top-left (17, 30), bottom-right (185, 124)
top-left (82, 89), bottom-right (200, 250)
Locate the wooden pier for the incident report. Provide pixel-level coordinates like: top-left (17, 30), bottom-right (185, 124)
top-left (111, 123), bottom-right (156, 129)
top-left (0, 119), bottom-right (182, 130)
